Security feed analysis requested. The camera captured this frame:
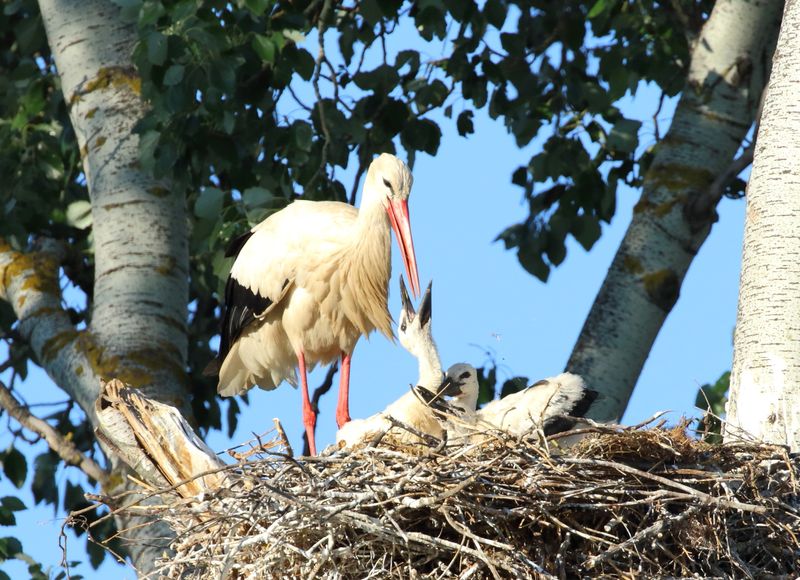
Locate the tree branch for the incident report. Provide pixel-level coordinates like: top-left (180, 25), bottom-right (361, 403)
top-left (0, 378), bottom-right (108, 486)
top-left (0, 238), bottom-right (102, 416)
top-left (685, 86), bottom-right (766, 230)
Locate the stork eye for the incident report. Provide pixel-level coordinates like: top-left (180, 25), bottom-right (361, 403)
top-left (459, 372), bottom-right (470, 379)
top-left (382, 177), bottom-right (393, 191)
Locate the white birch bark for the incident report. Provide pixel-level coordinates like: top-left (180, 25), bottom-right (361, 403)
top-left (726, 0), bottom-right (800, 451)
top-left (0, 239), bottom-right (101, 415)
top-left (31, 0), bottom-right (192, 572)
top-left (567, 0), bottom-right (783, 421)
top-left (38, 0), bottom-right (189, 405)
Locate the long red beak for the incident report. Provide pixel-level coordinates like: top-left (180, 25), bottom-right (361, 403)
top-left (387, 199), bottom-right (420, 298)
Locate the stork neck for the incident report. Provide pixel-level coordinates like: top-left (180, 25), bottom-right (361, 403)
top-left (415, 336), bottom-right (443, 391)
top-left (355, 190), bottom-right (390, 236)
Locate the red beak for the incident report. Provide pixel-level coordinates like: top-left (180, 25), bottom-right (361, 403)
top-left (387, 199), bottom-right (420, 298)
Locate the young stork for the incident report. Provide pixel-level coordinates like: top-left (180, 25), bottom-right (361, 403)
top-left (337, 278), bottom-right (453, 448)
top-left (477, 373), bottom-right (598, 438)
top-left (208, 154), bottom-right (421, 456)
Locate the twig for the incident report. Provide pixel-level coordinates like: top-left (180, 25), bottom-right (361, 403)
top-left (0, 379), bottom-right (108, 485)
top-left (306, 0), bottom-right (335, 191)
top-left (563, 457), bottom-right (767, 514)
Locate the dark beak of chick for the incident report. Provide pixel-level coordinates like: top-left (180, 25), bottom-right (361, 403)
top-left (399, 275), bottom-right (415, 320)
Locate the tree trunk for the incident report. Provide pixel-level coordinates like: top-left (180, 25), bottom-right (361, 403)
top-left (38, 0), bottom-right (189, 403)
top-left (36, 0), bottom-right (192, 572)
top-left (567, 0), bottom-right (783, 421)
top-left (726, 0), bottom-right (800, 451)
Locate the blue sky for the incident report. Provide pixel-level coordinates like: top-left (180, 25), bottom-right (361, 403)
top-left (0, 27), bottom-right (750, 580)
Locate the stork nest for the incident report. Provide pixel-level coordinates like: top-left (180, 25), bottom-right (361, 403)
top-left (113, 420), bottom-right (799, 579)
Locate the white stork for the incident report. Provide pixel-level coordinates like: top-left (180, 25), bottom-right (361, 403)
top-left (477, 373), bottom-right (597, 438)
top-left (207, 154), bottom-right (421, 456)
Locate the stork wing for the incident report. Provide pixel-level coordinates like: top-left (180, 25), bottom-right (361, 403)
top-left (216, 200), bottom-right (358, 363)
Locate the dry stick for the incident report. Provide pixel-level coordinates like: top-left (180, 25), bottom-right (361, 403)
top-left (0, 379), bottom-right (108, 485)
top-left (585, 506), bottom-right (702, 569)
top-left (302, 362), bottom-right (338, 456)
top-left (563, 458), bottom-right (767, 514)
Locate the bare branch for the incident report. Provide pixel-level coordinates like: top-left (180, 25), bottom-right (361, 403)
top-left (307, 0), bottom-right (335, 191)
top-left (0, 378), bottom-right (108, 485)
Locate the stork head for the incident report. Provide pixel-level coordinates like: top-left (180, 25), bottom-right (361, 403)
top-left (398, 276), bottom-right (433, 356)
top-left (439, 363), bottom-right (479, 414)
top-left (366, 153), bottom-right (420, 297)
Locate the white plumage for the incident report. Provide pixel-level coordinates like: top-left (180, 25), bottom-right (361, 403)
top-left (337, 279), bottom-right (453, 448)
top-left (477, 373), bottom-right (597, 438)
top-left (209, 153), bottom-right (421, 455)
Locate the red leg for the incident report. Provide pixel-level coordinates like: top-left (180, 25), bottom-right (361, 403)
top-left (336, 352), bottom-right (352, 428)
top-left (298, 351), bottom-right (317, 456)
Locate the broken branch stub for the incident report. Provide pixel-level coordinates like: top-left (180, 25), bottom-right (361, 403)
top-left (95, 379), bottom-right (228, 498)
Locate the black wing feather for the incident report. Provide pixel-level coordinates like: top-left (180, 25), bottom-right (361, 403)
top-left (542, 389), bottom-right (599, 436)
top-left (225, 230), bottom-right (254, 258)
top-left (218, 276), bottom-right (274, 362)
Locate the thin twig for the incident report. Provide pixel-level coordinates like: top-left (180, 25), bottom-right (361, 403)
top-left (0, 379), bottom-right (108, 485)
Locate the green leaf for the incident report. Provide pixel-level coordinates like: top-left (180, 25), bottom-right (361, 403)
top-left (0, 497), bottom-right (25, 512)
top-left (252, 35), bottom-right (276, 63)
top-left (65, 200), bottom-right (92, 230)
top-left (111, 0), bottom-right (142, 21)
top-left (291, 121), bottom-right (313, 152)
top-left (484, 0), bottom-right (507, 28)
top-left (0, 508), bottom-right (15, 526)
top-left (607, 118), bottom-right (641, 154)
top-left (402, 118), bottom-right (441, 155)
top-left (572, 214), bottom-right (602, 251)
top-left (194, 187), bottom-right (225, 220)
top-left (476, 365), bottom-right (497, 407)
top-left (500, 376), bottom-right (528, 398)
top-left (146, 31), bottom-right (168, 66)
top-left (244, 0), bottom-right (271, 16)
top-left (587, 0), bottom-right (608, 19)
top-left (139, 130), bottom-right (161, 173)
top-left (0, 536), bottom-right (22, 560)
top-left (2, 448), bottom-right (27, 488)
top-left (32, 453), bottom-right (59, 506)
top-left (162, 64), bottom-right (185, 86)
top-left (456, 110), bottom-right (474, 136)
top-left (519, 242), bottom-right (550, 282)
top-left (242, 187), bottom-right (272, 209)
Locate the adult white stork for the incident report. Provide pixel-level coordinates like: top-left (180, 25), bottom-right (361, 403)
top-left (207, 153), bottom-right (421, 456)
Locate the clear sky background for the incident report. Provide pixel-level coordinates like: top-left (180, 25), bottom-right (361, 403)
top-left (0, 23), bottom-right (748, 580)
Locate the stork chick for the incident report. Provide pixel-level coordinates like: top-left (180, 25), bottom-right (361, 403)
top-left (337, 278), bottom-right (451, 448)
top-left (478, 373), bottom-right (597, 438)
top-left (208, 154), bottom-right (421, 456)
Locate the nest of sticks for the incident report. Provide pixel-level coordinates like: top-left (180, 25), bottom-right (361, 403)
top-left (112, 418), bottom-right (799, 579)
